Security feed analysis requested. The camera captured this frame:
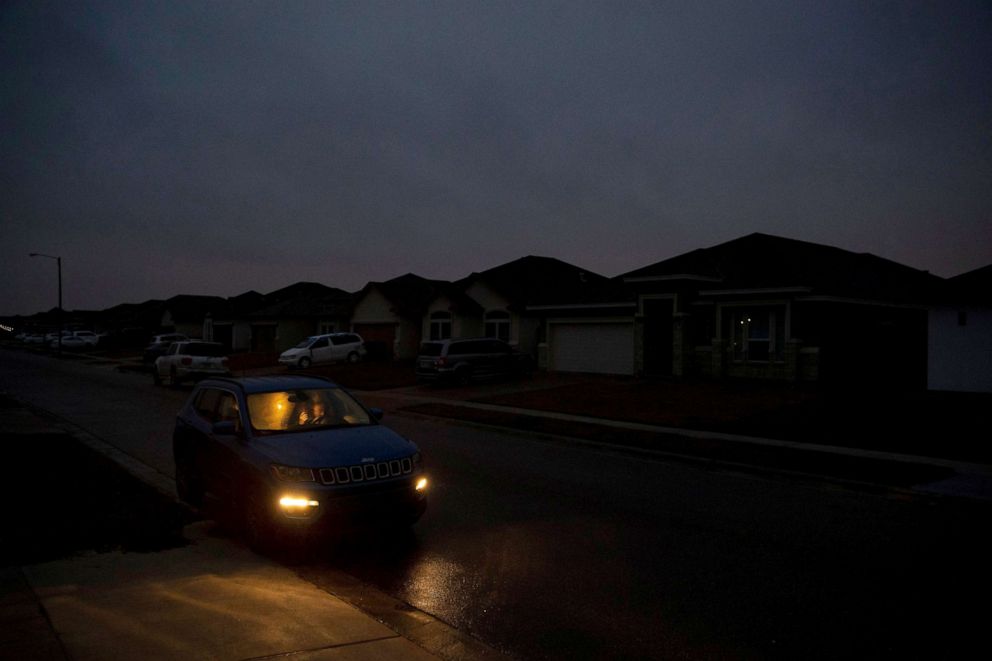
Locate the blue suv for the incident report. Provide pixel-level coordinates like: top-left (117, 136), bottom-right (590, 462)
top-left (172, 375), bottom-right (428, 549)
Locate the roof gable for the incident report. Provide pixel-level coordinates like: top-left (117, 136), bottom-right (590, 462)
top-left (948, 263), bottom-right (992, 305)
top-left (622, 233), bottom-right (944, 304)
top-left (357, 273), bottom-right (450, 318)
top-left (460, 255), bottom-right (610, 308)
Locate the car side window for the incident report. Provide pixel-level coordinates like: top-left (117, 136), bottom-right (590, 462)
top-left (193, 388), bottom-right (240, 428)
top-left (216, 392), bottom-right (242, 431)
top-left (194, 389), bottom-right (222, 421)
top-left (311, 337), bottom-right (329, 348)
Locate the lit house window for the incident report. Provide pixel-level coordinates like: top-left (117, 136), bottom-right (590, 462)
top-left (727, 307), bottom-right (786, 362)
top-left (430, 311), bottom-right (452, 340)
top-left (484, 311), bottom-right (511, 343)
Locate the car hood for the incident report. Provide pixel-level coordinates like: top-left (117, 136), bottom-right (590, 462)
top-left (279, 348), bottom-right (305, 358)
top-left (252, 425), bottom-right (417, 467)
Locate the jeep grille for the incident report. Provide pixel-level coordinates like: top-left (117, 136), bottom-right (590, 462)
top-left (318, 457), bottom-right (413, 485)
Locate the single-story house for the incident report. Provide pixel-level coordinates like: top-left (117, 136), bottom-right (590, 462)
top-left (444, 255), bottom-right (608, 364)
top-left (625, 233), bottom-right (945, 387)
top-left (159, 295), bottom-right (228, 339)
top-left (539, 233), bottom-right (944, 388)
top-left (350, 274), bottom-right (447, 360)
top-left (237, 282), bottom-right (353, 353)
top-left (204, 290), bottom-right (264, 352)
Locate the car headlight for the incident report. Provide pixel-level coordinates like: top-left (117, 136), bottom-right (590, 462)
top-left (271, 464), bottom-right (315, 482)
top-left (278, 495), bottom-right (320, 518)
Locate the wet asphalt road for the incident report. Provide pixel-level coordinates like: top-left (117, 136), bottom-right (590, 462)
top-left (2, 349), bottom-right (991, 659)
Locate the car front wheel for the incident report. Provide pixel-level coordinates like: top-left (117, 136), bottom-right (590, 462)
top-left (298, 357), bottom-right (311, 369)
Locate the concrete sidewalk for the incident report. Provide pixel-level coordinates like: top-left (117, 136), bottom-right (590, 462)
top-left (0, 402), bottom-right (492, 661)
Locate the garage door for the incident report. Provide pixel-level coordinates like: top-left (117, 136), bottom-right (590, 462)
top-left (550, 323), bottom-right (634, 375)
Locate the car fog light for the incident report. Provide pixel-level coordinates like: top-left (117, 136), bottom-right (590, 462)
top-left (415, 477), bottom-right (428, 492)
top-left (279, 495), bottom-right (319, 518)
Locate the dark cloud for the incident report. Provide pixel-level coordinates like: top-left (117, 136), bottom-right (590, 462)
top-left (3, 0), bottom-right (990, 314)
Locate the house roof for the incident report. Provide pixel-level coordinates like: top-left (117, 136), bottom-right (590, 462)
top-left (460, 255), bottom-right (617, 309)
top-left (248, 283), bottom-right (353, 319)
top-left (621, 233), bottom-right (945, 304)
top-left (162, 295), bottom-right (228, 322)
top-left (263, 281), bottom-right (348, 302)
top-left (359, 273), bottom-right (451, 318)
top-left (947, 264), bottom-right (992, 306)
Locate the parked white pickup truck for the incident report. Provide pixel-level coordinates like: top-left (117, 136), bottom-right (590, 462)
top-left (153, 341), bottom-right (230, 386)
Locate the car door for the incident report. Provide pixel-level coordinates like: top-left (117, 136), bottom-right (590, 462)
top-left (329, 335), bottom-right (351, 362)
top-left (309, 336), bottom-right (331, 364)
top-left (185, 387), bottom-right (245, 506)
top-left (207, 389), bottom-right (248, 508)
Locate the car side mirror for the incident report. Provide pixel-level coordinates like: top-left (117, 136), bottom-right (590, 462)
top-left (369, 407), bottom-right (383, 421)
top-left (212, 420), bottom-right (240, 436)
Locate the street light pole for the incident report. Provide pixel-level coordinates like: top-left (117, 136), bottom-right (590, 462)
top-left (29, 252), bottom-right (63, 355)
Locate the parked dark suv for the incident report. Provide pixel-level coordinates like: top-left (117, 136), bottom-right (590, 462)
top-left (416, 338), bottom-right (533, 384)
top-left (172, 375), bottom-right (428, 549)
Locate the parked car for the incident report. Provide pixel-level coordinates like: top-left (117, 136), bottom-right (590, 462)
top-left (153, 341), bottom-right (230, 386)
top-left (50, 335), bottom-right (89, 350)
top-left (44, 330), bottom-right (72, 343)
top-left (278, 333), bottom-right (366, 369)
top-left (22, 334), bottom-right (46, 344)
top-left (416, 337), bottom-right (533, 384)
top-left (171, 375), bottom-right (428, 550)
top-left (143, 333), bottom-right (190, 363)
top-left (71, 330), bottom-right (100, 346)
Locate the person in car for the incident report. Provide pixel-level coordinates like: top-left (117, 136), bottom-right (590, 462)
top-left (298, 399), bottom-right (329, 426)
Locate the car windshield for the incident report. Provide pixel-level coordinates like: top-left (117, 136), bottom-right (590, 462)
top-left (246, 388), bottom-right (372, 434)
top-left (293, 337), bottom-right (317, 349)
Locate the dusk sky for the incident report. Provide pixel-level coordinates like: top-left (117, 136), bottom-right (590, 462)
top-left (3, 1), bottom-right (990, 316)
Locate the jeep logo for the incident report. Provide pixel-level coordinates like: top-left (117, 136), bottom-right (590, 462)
top-left (361, 457), bottom-right (376, 463)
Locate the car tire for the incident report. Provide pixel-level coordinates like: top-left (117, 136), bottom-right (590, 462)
top-left (152, 369), bottom-right (162, 386)
top-left (298, 357), bottom-right (311, 369)
top-left (175, 455), bottom-right (204, 508)
top-left (167, 367), bottom-right (178, 387)
top-left (347, 351), bottom-right (360, 364)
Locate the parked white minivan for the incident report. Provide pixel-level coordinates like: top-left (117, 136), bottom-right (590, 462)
top-left (278, 333), bottom-right (366, 369)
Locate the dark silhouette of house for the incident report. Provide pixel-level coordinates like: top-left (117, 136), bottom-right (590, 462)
top-left (617, 233), bottom-right (944, 388)
top-left (207, 283), bottom-right (353, 353)
top-left (350, 274), bottom-right (449, 360)
top-left (928, 263), bottom-right (992, 392)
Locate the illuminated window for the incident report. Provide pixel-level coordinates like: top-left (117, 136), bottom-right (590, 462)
top-left (727, 306), bottom-right (786, 362)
